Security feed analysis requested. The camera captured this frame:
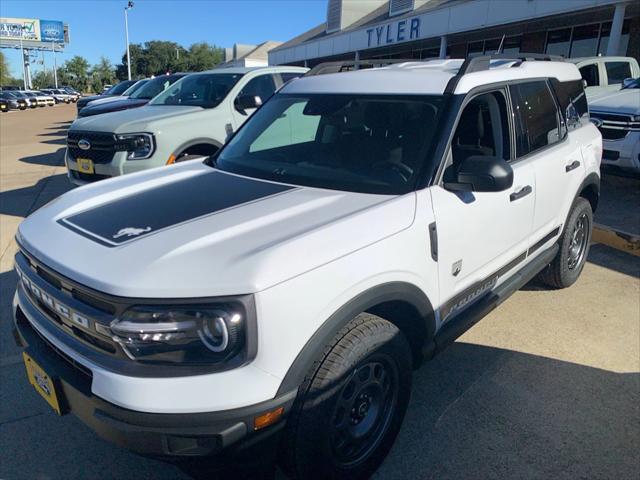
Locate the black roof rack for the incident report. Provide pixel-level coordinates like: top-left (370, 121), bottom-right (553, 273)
top-left (306, 58), bottom-right (430, 76)
top-left (445, 53), bottom-right (565, 93)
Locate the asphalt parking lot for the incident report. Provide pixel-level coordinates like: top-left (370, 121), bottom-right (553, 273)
top-left (0, 104), bottom-right (638, 480)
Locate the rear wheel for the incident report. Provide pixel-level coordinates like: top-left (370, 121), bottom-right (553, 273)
top-left (281, 313), bottom-right (412, 480)
top-left (540, 197), bottom-right (592, 289)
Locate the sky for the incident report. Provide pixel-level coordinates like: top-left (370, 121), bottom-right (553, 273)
top-left (1, 0), bottom-right (327, 78)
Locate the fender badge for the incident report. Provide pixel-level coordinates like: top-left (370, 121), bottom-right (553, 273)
top-left (112, 226), bottom-right (152, 239)
top-left (452, 260), bottom-right (462, 277)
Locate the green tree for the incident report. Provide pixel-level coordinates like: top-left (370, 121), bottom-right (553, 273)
top-left (0, 51), bottom-right (20, 86)
top-left (31, 69), bottom-right (55, 89)
top-left (90, 56), bottom-right (116, 92)
top-left (61, 55), bottom-right (91, 92)
top-left (186, 42), bottom-right (224, 71)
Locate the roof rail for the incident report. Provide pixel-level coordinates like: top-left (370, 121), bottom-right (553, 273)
top-left (306, 58), bottom-right (423, 76)
top-left (445, 52), bottom-right (565, 93)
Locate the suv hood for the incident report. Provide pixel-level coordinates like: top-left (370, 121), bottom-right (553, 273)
top-left (70, 105), bottom-right (203, 133)
top-left (78, 98), bottom-right (150, 117)
top-left (589, 89), bottom-right (640, 115)
top-left (18, 163), bottom-right (414, 297)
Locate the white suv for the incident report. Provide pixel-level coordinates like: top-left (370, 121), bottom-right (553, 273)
top-left (65, 66), bottom-right (308, 185)
top-left (13, 55), bottom-right (601, 479)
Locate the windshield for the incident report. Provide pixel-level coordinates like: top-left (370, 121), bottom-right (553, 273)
top-left (215, 94), bottom-right (447, 195)
top-left (130, 74), bottom-right (183, 100)
top-left (106, 81), bottom-right (135, 95)
top-left (122, 80), bottom-right (147, 96)
top-left (149, 73), bottom-right (243, 108)
top-left (622, 78), bottom-right (640, 89)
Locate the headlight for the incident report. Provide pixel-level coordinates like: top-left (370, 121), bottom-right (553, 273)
top-left (116, 133), bottom-right (155, 160)
top-left (110, 303), bottom-right (248, 365)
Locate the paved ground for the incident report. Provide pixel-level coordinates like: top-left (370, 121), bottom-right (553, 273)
top-left (0, 104), bottom-right (638, 480)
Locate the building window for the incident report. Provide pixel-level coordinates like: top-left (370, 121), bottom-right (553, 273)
top-left (598, 20), bottom-right (631, 56)
top-left (465, 36), bottom-right (521, 57)
top-left (570, 24), bottom-right (600, 58)
top-left (546, 28), bottom-right (572, 57)
top-left (467, 41), bottom-right (484, 56)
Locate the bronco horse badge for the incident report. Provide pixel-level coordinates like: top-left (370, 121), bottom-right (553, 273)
top-left (112, 226), bottom-right (152, 239)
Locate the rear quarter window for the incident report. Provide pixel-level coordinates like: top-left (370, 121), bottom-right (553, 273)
top-left (550, 79), bottom-right (589, 129)
top-left (605, 62), bottom-right (632, 85)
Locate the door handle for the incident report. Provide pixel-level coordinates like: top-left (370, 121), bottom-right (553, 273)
top-left (510, 185), bottom-right (532, 202)
top-left (565, 160), bottom-right (581, 172)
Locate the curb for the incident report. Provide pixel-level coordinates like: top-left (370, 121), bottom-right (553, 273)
top-left (592, 223), bottom-right (640, 256)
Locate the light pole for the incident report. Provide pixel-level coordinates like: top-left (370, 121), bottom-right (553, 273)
top-left (19, 26), bottom-right (27, 89)
top-left (124, 1), bottom-right (134, 80)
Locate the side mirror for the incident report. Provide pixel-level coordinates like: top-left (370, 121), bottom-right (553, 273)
top-left (444, 155), bottom-right (514, 192)
top-left (235, 94), bottom-right (262, 113)
top-left (622, 77), bottom-right (635, 89)
top-left (582, 79), bottom-right (588, 89)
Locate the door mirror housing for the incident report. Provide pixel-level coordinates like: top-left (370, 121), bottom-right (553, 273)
top-left (622, 77), bottom-right (635, 89)
top-left (443, 155), bottom-right (514, 192)
top-left (235, 94), bottom-right (262, 113)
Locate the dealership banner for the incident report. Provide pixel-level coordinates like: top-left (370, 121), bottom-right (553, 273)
top-left (0, 17), bottom-right (65, 43)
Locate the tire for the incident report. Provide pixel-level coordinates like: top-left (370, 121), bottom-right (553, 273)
top-left (281, 313), bottom-right (412, 480)
top-left (539, 197), bottom-right (592, 289)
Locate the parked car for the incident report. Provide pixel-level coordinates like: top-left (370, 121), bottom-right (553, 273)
top-left (102, 84), bottom-right (113, 92)
top-left (32, 91), bottom-right (56, 106)
top-left (66, 66), bottom-right (307, 184)
top-left (82, 79), bottom-right (149, 109)
top-left (61, 86), bottom-right (81, 100)
top-left (75, 80), bottom-right (137, 113)
top-left (570, 56), bottom-right (640, 100)
top-left (10, 91), bottom-right (36, 108)
top-left (1, 85), bottom-right (20, 91)
top-left (15, 54), bottom-right (601, 479)
top-left (78, 75), bottom-right (184, 118)
top-left (41, 89), bottom-right (72, 104)
top-left (0, 98), bottom-right (8, 112)
top-left (22, 91), bottom-right (47, 107)
top-left (0, 91), bottom-right (28, 110)
top-left (589, 77), bottom-right (640, 173)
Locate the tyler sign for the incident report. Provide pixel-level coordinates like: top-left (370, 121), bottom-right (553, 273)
top-left (366, 17), bottom-right (421, 48)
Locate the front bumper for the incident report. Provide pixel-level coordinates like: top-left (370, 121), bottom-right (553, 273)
top-left (13, 293), bottom-right (296, 457)
top-left (601, 132), bottom-right (640, 173)
top-left (65, 148), bottom-right (168, 186)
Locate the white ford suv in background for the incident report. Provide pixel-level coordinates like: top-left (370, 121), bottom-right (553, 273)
top-left (65, 66), bottom-right (308, 185)
top-left (588, 77), bottom-right (640, 173)
top-left (14, 55), bottom-right (601, 479)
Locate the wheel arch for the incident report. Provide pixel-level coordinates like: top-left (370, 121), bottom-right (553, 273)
top-left (276, 282), bottom-right (436, 396)
top-left (577, 171), bottom-right (600, 212)
top-left (173, 138), bottom-right (223, 160)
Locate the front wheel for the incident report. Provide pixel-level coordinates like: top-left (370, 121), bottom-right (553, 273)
top-left (281, 313), bottom-right (412, 480)
top-left (540, 197), bottom-right (592, 289)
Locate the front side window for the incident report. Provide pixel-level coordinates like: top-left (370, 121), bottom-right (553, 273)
top-left (215, 94), bottom-right (447, 195)
top-left (149, 73), bottom-right (243, 108)
top-left (237, 75), bottom-right (276, 105)
top-left (107, 81), bottom-right (135, 95)
top-left (510, 81), bottom-right (561, 157)
top-left (451, 91), bottom-right (510, 165)
top-left (605, 62), bottom-right (632, 85)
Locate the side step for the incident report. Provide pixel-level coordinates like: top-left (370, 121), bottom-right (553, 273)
top-left (423, 244), bottom-right (558, 359)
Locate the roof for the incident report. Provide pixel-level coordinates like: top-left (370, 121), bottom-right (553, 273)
top-left (281, 59), bottom-right (581, 96)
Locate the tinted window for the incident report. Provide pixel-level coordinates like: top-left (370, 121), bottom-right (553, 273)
top-left (605, 62), bottom-right (632, 85)
top-left (216, 94), bottom-right (446, 195)
top-left (238, 75), bottom-right (276, 104)
top-left (546, 28), bottom-right (571, 57)
top-left (131, 75), bottom-right (184, 100)
top-left (150, 73), bottom-right (243, 108)
top-left (570, 24), bottom-right (600, 57)
top-left (550, 79), bottom-right (589, 128)
top-left (107, 81), bottom-right (136, 95)
top-left (579, 64), bottom-right (600, 87)
top-left (510, 81), bottom-right (560, 157)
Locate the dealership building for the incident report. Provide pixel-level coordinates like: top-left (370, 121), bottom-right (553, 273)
top-left (269, 0), bottom-right (639, 67)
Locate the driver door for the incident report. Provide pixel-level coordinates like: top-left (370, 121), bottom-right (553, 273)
top-left (429, 88), bottom-right (536, 324)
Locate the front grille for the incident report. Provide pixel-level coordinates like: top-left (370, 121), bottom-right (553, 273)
top-left (67, 131), bottom-right (117, 164)
top-left (590, 111), bottom-right (639, 141)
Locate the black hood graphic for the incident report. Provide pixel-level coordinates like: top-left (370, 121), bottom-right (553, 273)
top-left (59, 170), bottom-right (294, 247)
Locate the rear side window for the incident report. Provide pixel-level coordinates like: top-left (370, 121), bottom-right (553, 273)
top-left (605, 62), bottom-right (632, 84)
top-left (510, 81), bottom-right (561, 158)
top-left (550, 79), bottom-right (589, 129)
top-left (579, 64), bottom-right (599, 86)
